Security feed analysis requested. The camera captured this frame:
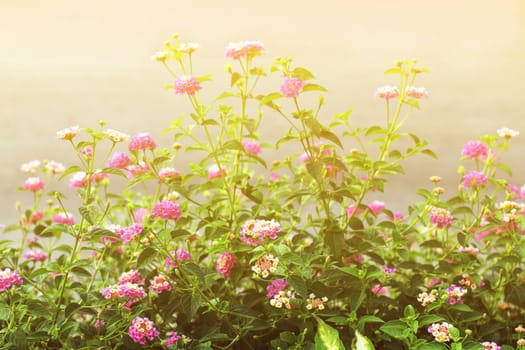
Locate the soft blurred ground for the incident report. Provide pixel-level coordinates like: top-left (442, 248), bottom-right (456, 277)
top-left (1, 0), bottom-right (524, 225)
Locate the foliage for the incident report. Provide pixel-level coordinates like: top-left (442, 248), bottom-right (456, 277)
top-left (1, 35), bottom-right (525, 350)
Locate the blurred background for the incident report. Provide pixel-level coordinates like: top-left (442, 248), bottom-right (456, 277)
top-left (1, 0), bottom-right (524, 226)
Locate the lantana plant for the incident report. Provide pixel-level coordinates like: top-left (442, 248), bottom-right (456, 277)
top-left (1, 35), bottom-right (525, 350)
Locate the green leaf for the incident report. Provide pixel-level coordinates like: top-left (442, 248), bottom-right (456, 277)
top-left (319, 129), bottom-right (343, 149)
top-left (384, 67), bottom-right (402, 75)
top-left (288, 275), bottom-right (307, 298)
top-left (191, 290), bottom-right (201, 319)
top-left (314, 317), bottom-right (344, 350)
top-left (292, 67), bottom-right (316, 80)
top-left (353, 330), bottom-right (375, 350)
top-left (137, 247), bottom-right (157, 267)
top-left (418, 315), bottom-right (446, 327)
top-left (0, 302), bottom-right (10, 321)
top-left (260, 92), bottom-right (283, 105)
top-left (418, 344), bottom-right (448, 350)
top-left (422, 149), bottom-right (438, 159)
top-left (379, 320), bottom-right (406, 339)
top-left (302, 83), bottom-right (328, 93)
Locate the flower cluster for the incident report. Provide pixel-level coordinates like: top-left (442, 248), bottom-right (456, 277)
top-left (56, 126), bottom-right (80, 140)
top-left (462, 170), bottom-right (488, 188)
top-left (280, 78), bottom-right (305, 98)
top-left (149, 274), bottom-right (172, 294)
top-left (266, 279), bottom-right (288, 298)
top-left (406, 86), bottom-right (429, 99)
top-left (216, 252), bottom-right (235, 278)
top-left (21, 177), bottom-right (44, 192)
top-left (53, 212), bottom-right (76, 225)
top-left (480, 341), bottom-right (501, 350)
top-left (446, 284), bottom-right (467, 304)
top-left (374, 86), bottom-right (399, 100)
top-left (242, 139), bottom-right (262, 155)
top-left (108, 151), bottom-right (131, 169)
top-left (461, 141), bottom-right (488, 160)
top-left (427, 322), bottom-right (453, 342)
top-left (129, 132), bottom-right (156, 152)
top-left (105, 128), bottom-right (130, 143)
top-left (23, 249), bottom-right (46, 262)
top-left (111, 223), bottom-right (144, 244)
top-left (224, 41), bottom-right (265, 59)
top-left (152, 200), bottom-right (182, 221)
top-left (305, 293), bottom-right (328, 311)
top-left (239, 219), bottom-right (281, 246)
top-left (173, 75), bottom-right (202, 96)
top-left (269, 289), bottom-right (295, 309)
top-left (417, 290), bottom-right (438, 307)
top-left (128, 317), bottom-right (160, 345)
top-left (0, 268), bottom-right (23, 292)
top-left (251, 254), bottom-right (279, 278)
top-left (102, 270), bottom-right (147, 308)
top-left (429, 207), bottom-right (454, 229)
top-left (165, 248), bottom-right (191, 269)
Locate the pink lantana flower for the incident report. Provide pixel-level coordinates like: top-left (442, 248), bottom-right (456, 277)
top-left (208, 164), bottom-right (226, 179)
top-left (406, 86), bottom-right (429, 99)
top-left (224, 41), bottom-right (265, 59)
top-left (242, 139), bottom-right (262, 155)
top-left (480, 341), bottom-right (501, 350)
top-left (128, 317), bottom-right (160, 345)
top-left (0, 268), bottom-right (24, 292)
top-left (53, 213), bottom-right (75, 225)
top-left (461, 141), bottom-right (488, 160)
top-left (173, 76), bottom-right (202, 96)
top-left (69, 172), bottom-right (88, 188)
top-left (216, 252), bottom-right (235, 278)
top-left (127, 161), bottom-right (150, 177)
top-left (280, 78), bottom-right (305, 98)
top-left (152, 200), bottom-right (182, 221)
top-left (368, 200), bottom-right (386, 215)
top-left (129, 133), bottom-right (156, 152)
top-left (118, 270), bottom-right (144, 285)
top-left (239, 219), bottom-right (281, 246)
top-left (462, 170), bottom-right (488, 188)
top-left (134, 208), bottom-right (149, 224)
top-left (266, 279), bottom-right (288, 298)
top-left (374, 86), bottom-right (399, 100)
top-left (149, 274), bottom-right (172, 294)
top-left (108, 152), bottom-right (131, 169)
top-left (23, 249), bottom-right (46, 262)
top-left (21, 177), bottom-right (44, 192)
top-left (371, 284), bottom-right (390, 296)
top-left (429, 207), bottom-right (454, 229)
top-left (427, 322), bottom-right (453, 342)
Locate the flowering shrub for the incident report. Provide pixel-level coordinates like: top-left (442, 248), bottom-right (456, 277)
top-left (2, 35), bottom-right (525, 349)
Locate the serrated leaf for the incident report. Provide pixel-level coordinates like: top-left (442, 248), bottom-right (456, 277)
top-left (0, 302), bottom-right (10, 321)
top-left (288, 275), bottom-right (307, 298)
top-left (137, 247), bottom-right (157, 267)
